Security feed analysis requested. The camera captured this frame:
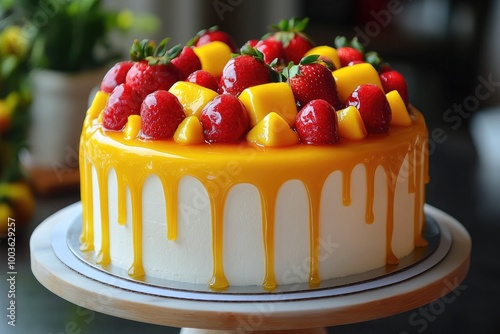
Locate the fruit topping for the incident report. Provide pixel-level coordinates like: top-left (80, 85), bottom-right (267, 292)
top-left (124, 115), bottom-right (142, 140)
top-left (334, 36), bottom-right (364, 68)
top-left (295, 99), bottom-right (339, 145)
top-left (126, 39), bottom-right (182, 100)
top-left (140, 90), bottom-right (185, 139)
top-left (189, 26), bottom-right (238, 53)
top-left (304, 45), bottom-right (341, 70)
top-left (333, 62), bottom-right (383, 103)
top-left (219, 45), bottom-right (271, 96)
top-left (171, 46), bottom-right (202, 80)
top-left (379, 69), bottom-right (409, 105)
top-left (168, 81), bottom-right (218, 118)
top-left (284, 55), bottom-right (341, 109)
top-left (346, 84), bottom-right (391, 133)
top-left (239, 82), bottom-right (297, 127)
top-left (174, 116), bottom-right (205, 145)
top-left (192, 41), bottom-right (232, 79)
top-left (100, 61), bottom-right (134, 93)
top-left (253, 39), bottom-right (285, 65)
top-left (386, 91), bottom-right (412, 126)
top-left (264, 17), bottom-right (314, 64)
top-left (186, 70), bottom-right (219, 92)
top-left (247, 112), bottom-right (299, 147)
top-left (200, 94), bottom-right (249, 143)
top-left (102, 84), bottom-right (142, 131)
top-left (336, 106), bottom-right (367, 141)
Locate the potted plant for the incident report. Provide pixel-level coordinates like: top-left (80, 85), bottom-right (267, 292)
top-left (1, 0), bottom-right (157, 192)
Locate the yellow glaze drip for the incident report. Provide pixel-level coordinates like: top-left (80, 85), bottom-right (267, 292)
top-left (80, 98), bottom-right (429, 290)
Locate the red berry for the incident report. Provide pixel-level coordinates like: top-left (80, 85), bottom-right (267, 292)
top-left (346, 84), bottom-right (391, 133)
top-left (186, 70), bottom-right (219, 92)
top-left (140, 90), bottom-right (185, 139)
top-left (246, 39), bottom-right (259, 48)
top-left (171, 46), bottom-right (202, 80)
top-left (126, 60), bottom-right (180, 100)
top-left (379, 70), bottom-right (409, 105)
top-left (219, 54), bottom-right (270, 96)
top-left (102, 84), bottom-right (142, 131)
top-left (287, 57), bottom-right (341, 109)
top-left (337, 47), bottom-right (364, 67)
top-left (295, 99), bottom-right (339, 145)
top-left (200, 94), bottom-right (249, 143)
top-left (255, 39), bottom-right (285, 65)
top-left (100, 61), bottom-right (134, 93)
top-left (192, 27), bottom-right (238, 53)
top-left (266, 17), bottom-right (314, 64)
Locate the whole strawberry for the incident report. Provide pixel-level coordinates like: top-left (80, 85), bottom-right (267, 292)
top-left (264, 17), bottom-right (314, 64)
top-left (285, 55), bottom-right (341, 109)
top-left (100, 61), bottom-right (134, 93)
top-left (200, 94), bottom-right (249, 143)
top-left (140, 90), bottom-right (186, 139)
top-left (219, 45), bottom-right (271, 96)
top-left (186, 70), bottom-right (219, 92)
top-left (254, 39), bottom-right (285, 65)
top-left (379, 69), bottom-right (409, 105)
top-left (296, 99), bottom-right (339, 145)
top-left (126, 39), bottom-right (182, 100)
top-left (189, 26), bottom-right (238, 53)
top-left (346, 84), bottom-right (391, 133)
top-left (334, 36), bottom-right (364, 68)
top-left (102, 84), bottom-right (142, 131)
top-left (171, 46), bottom-right (202, 80)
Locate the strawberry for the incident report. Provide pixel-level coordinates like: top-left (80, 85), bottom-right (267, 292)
top-left (102, 84), bottom-right (142, 131)
top-left (171, 46), bottom-right (202, 80)
top-left (346, 84), bottom-right (391, 133)
top-left (100, 61), bottom-right (134, 93)
top-left (186, 70), bottom-right (219, 92)
top-left (284, 55), bottom-right (341, 109)
top-left (200, 94), bottom-right (249, 143)
top-left (264, 17), bottom-right (314, 64)
top-left (189, 26), bottom-right (238, 53)
top-left (140, 90), bottom-right (186, 139)
top-left (126, 39), bottom-right (182, 100)
top-left (334, 36), bottom-right (364, 68)
top-left (295, 99), bottom-right (339, 145)
top-left (254, 39), bottom-right (285, 65)
top-left (379, 69), bottom-right (409, 105)
top-left (219, 45), bottom-right (271, 96)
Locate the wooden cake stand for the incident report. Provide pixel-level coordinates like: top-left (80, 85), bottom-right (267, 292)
top-left (30, 203), bottom-right (470, 333)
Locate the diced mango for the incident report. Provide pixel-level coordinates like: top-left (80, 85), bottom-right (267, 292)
top-left (304, 45), bottom-right (341, 70)
top-left (174, 116), bottom-right (205, 145)
top-left (124, 115), bottom-right (142, 139)
top-left (247, 112), bottom-right (299, 147)
top-left (239, 82), bottom-right (297, 127)
top-left (193, 41), bottom-right (232, 78)
top-left (88, 91), bottom-right (110, 119)
top-left (336, 106), bottom-right (367, 141)
top-left (169, 81), bottom-right (218, 118)
top-left (333, 63), bottom-right (383, 103)
top-left (386, 90), bottom-right (412, 126)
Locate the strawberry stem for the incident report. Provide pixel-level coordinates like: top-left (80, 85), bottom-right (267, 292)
top-left (130, 38), bottom-right (181, 65)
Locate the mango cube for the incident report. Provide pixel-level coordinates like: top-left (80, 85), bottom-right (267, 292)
top-left (239, 82), bottom-right (297, 127)
top-left (386, 91), bottom-right (412, 126)
top-left (88, 91), bottom-right (110, 119)
top-left (124, 115), bottom-right (142, 140)
top-left (174, 116), bottom-right (205, 145)
top-left (336, 106), bottom-right (367, 141)
top-left (304, 45), bottom-right (341, 70)
top-left (333, 63), bottom-right (383, 103)
top-left (169, 81), bottom-right (218, 118)
top-left (247, 112), bottom-right (299, 147)
top-left (193, 41), bottom-right (232, 78)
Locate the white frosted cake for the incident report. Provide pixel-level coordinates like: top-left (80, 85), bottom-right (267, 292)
top-left (79, 18), bottom-right (429, 291)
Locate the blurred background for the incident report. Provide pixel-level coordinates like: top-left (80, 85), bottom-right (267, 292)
top-left (1, 0), bottom-right (499, 333)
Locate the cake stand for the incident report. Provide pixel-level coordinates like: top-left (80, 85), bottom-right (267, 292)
top-left (30, 203), bottom-right (470, 333)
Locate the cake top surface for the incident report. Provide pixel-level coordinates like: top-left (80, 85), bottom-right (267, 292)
top-left (92, 17), bottom-right (416, 147)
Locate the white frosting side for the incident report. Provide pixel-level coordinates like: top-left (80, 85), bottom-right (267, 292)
top-left (91, 154), bottom-right (419, 286)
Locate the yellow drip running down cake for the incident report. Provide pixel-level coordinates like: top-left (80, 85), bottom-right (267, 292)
top-left (79, 18), bottom-right (429, 291)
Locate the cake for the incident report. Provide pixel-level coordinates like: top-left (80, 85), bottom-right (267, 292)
top-left (79, 18), bottom-right (429, 291)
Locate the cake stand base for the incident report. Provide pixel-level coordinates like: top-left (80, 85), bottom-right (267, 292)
top-left (30, 204), bottom-right (470, 332)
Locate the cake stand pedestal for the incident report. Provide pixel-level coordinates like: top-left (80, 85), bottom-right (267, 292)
top-left (30, 204), bottom-right (470, 333)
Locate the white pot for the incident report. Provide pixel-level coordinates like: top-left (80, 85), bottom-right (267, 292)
top-left (27, 68), bottom-right (106, 169)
